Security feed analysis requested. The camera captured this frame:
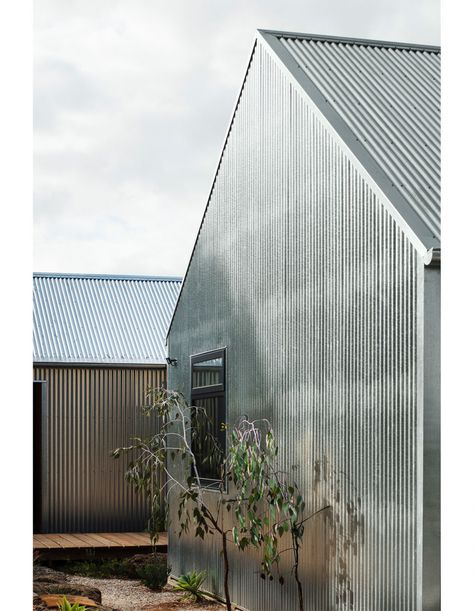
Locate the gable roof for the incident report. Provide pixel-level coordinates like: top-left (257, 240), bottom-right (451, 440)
top-left (34, 272), bottom-right (181, 365)
top-left (259, 29), bottom-right (440, 250)
top-left (167, 30), bottom-right (440, 338)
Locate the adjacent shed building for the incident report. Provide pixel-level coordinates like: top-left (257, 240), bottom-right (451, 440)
top-left (167, 31), bottom-right (440, 611)
top-left (33, 272), bottom-right (181, 534)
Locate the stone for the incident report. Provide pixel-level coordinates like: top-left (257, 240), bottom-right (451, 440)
top-left (33, 565), bottom-right (68, 582)
top-left (33, 566), bottom-right (102, 605)
top-left (39, 594), bottom-right (98, 608)
top-left (33, 582), bottom-right (102, 604)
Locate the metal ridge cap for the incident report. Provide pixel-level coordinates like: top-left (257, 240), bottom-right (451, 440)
top-left (33, 272), bottom-right (183, 282)
top-left (257, 28), bottom-right (440, 53)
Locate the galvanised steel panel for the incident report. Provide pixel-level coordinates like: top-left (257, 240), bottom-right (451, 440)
top-left (33, 365), bottom-right (166, 533)
top-left (168, 39), bottom-right (425, 610)
top-left (275, 32), bottom-right (440, 241)
top-left (33, 273), bottom-right (181, 365)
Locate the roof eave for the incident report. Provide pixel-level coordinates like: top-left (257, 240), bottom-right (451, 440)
top-left (33, 359), bottom-right (167, 368)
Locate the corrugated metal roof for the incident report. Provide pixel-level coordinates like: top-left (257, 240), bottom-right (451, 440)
top-left (33, 273), bottom-right (181, 364)
top-left (260, 30), bottom-right (440, 243)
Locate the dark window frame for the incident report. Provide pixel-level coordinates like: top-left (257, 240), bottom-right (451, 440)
top-left (191, 348), bottom-right (225, 396)
top-left (190, 348), bottom-right (226, 490)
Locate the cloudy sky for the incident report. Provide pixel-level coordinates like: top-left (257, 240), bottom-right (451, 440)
top-left (34, 0), bottom-right (440, 277)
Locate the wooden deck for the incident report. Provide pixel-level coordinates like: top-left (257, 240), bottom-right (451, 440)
top-left (33, 532), bottom-right (167, 559)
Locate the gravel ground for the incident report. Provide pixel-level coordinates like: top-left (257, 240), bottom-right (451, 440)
top-left (67, 575), bottom-right (222, 611)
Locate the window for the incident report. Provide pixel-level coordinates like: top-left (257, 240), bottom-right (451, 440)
top-left (191, 349), bottom-right (226, 486)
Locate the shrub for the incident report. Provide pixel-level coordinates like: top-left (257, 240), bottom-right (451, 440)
top-left (173, 570), bottom-right (207, 602)
top-left (58, 558), bottom-right (137, 579)
top-left (135, 555), bottom-right (170, 590)
top-left (56, 597), bottom-right (87, 611)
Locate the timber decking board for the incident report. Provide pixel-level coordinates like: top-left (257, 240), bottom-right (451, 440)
top-left (54, 534), bottom-right (92, 548)
top-left (118, 532), bottom-right (153, 545)
top-left (34, 535), bottom-right (63, 548)
top-left (33, 532), bottom-right (167, 551)
top-left (100, 532), bottom-right (145, 547)
top-left (74, 533), bottom-right (121, 547)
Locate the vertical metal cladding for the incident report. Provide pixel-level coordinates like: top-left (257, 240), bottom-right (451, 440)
top-left (33, 365), bottom-right (166, 533)
top-left (168, 40), bottom-right (421, 610)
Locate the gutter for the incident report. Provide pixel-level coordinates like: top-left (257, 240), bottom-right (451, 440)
top-left (423, 248), bottom-right (441, 268)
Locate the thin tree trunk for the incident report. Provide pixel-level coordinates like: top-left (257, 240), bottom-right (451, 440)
top-left (293, 532), bottom-right (304, 611)
top-left (222, 530), bottom-right (232, 611)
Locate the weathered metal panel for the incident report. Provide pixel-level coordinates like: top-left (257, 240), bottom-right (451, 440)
top-left (33, 365), bottom-right (166, 533)
top-left (167, 39), bottom-right (426, 610)
top-left (33, 273), bottom-right (181, 365)
top-left (276, 32), bottom-right (440, 241)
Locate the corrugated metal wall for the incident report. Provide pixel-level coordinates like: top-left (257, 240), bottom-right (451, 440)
top-left (168, 39), bottom-right (423, 610)
top-left (33, 365), bottom-right (166, 533)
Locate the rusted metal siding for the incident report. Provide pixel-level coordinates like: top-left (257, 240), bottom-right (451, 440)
top-left (167, 39), bottom-right (426, 610)
top-left (33, 365), bottom-right (166, 533)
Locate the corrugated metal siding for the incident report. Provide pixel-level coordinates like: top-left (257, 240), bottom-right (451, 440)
top-left (168, 40), bottom-right (422, 610)
top-left (33, 365), bottom-right (166, 533)
top-left (277, 34), bottom-right (440, 240)
top-left (33, 274), bottom-right (181, 365)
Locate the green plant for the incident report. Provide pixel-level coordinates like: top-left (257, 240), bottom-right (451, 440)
top-left (114, 388), bottom-right (313, 611)
top-left (58, 557), bottom-right (138, 579)
top-left (56, 597), bottom-right (87, 611)
top-left (135, 555), bottom-right (170, 590)
top-left (113, 388), bottom-right (234, 607)
top-left (111, 389), bottom-right (167, 546)
top-left (228, 419), bottom-right (329, 611)
top-left (173, 570), bottom-right (207, 602)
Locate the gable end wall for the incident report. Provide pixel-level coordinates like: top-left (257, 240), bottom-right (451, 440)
top-left (168, 40), bottom-right (427, 611)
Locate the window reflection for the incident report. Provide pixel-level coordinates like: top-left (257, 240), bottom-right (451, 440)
top-left (192, 357), bottom-right (223, 389)
top-left (190, 349), bottom-right (226, 486)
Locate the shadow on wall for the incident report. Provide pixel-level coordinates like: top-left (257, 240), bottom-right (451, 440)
top-left (168, 228), bottom-right (369, 608)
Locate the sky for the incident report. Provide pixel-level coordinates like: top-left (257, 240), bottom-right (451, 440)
top-left (34, 0), bottom-right (440, 277)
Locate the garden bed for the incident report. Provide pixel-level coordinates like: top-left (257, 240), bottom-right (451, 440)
top-left (66, 575), bottom-right (221, 610)
top-left (34, 557), bottom-right (221, 611)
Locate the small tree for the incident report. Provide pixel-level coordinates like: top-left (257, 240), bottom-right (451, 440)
top-left (113, 388), bottom-right (236, 609)
top-left (114, 389), bottom-right (321, 610)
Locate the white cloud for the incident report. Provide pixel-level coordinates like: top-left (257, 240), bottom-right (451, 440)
top-left (34, 0), bottom-right (439, 276)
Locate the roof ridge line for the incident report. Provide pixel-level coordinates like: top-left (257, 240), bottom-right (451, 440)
top-left (33, 272), bottom-right (183, 282)
top-left (257, 29), bottom-right (440, 53)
